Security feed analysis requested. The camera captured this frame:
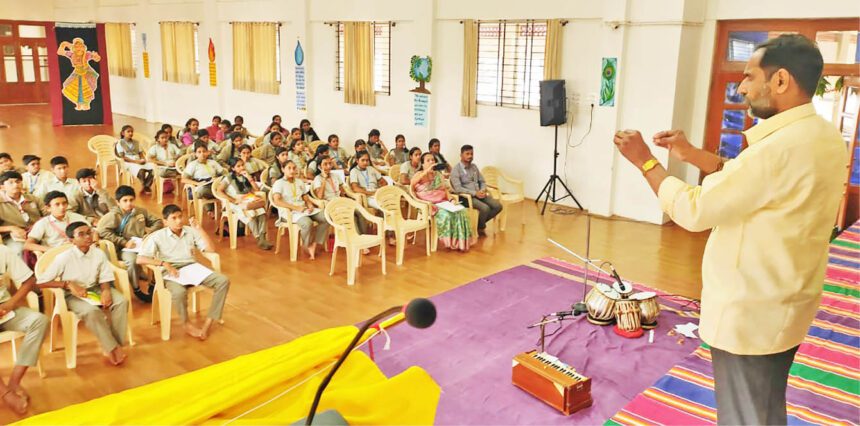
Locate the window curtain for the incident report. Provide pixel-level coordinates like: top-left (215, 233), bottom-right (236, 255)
top-left (460, 19), bottom-right (478, 117)
top-left (343, 21), bottom-right (375, 106)
top-left (106, 23), bottom-right (135, 78)
top-left (232, 22), bottom-right (279, 94)
top-left (160, 22), bottom-right (198, 85)
top-left (544, 19), bottom-right (563, 80)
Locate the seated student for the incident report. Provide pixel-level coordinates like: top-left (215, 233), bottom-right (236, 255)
top-left (271, 161), bottom-right (329, 259)
top-left (205, 115), bottom-right (221, 139)
top-left (401, 147), bottom-right (422, 186)
top-left (37, 222), bottom-right (129, 366)
top-left (313, 157), bottom-right (346, 201)
top-left (182, 142), bottom-right (225, 214)
top-left (214, 158), bottom-right (272, 250)
top-left (327, 134), bottom-right (348, 170)
top-left (233, 115), bottom-right (249, 138)
top-left (214, 119), bottom-right (231, 143)
top-left (0, 153), bottom-right (20, 174)
top-left (21, 155), bottom-right (46, 195)
top-left (257, 130), bottom-right (284, 166)
top-left (0, 172), bottom-right (43, 255)
top-left (24, 191), bottom-right (89, 253)
top-left (160, 124), bottom-right (183, 150)
top-left (147, 129), bottom-right (183, 181)
top-left (136, 205), bottom-right (230, 340)
top-left (450, 144), bottom-right (502, 236)
top-left (428, 138), bottom-right (452, 174)
top-left (216, 132), bottom-right (245, 167)
top-left (411, 153), bottom-right (473, 251)
top-left (300, 119), bottom-right (320, 142)
top-left (196, 129), bottom-right (220, 156)
top-left (349, 151), bottom-right (388, 211)
top-left (366, 129), bottom-right (389, 167)
top-left (115, 125), bottom-right (154, 194)
top-left (387, 134), bottom-right (409, 166)
top-left (179, 118), bottom-right (200, 146)
top-left (286, 127), bottom-right (303, 149)
top-left (264, 122), bottom-right (284, 138)
top-left (307, 144), bottom-right (330, 177)
top-left (96, 185), bottom-right (163, 301)
top-left (267, 147), bottom-right (290, 187)
top-left (73, 168), bottom-right (115, 225)
top-left (288, 139), bottom-right (311, 180)
top-left (0, 245), bottom-right (48, 415)
top-left (271, 114), bottom-right (282, 127)
top-left (34, 156), bottom-right (81, 211)
top-left (237, 145), bottom-right (265, 182)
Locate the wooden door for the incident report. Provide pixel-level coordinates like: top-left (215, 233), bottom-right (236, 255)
top-left (0, 20), bottom-right (50, 104)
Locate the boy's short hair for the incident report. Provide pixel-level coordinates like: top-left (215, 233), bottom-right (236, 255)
top-left (21, 155), bottom-right (40, 165)
top-left (162, 204), bottom-right (182, 218)
top-left (115, 185), bottom-right (136, 201)
top-left (50, 156), bottom-right (69, 167)
top-left (76, 168), bottom-right (97, 180)
top-left (44, 190), bottom-right (68, 206)
top-left (0, 171), bottom-right (22, 184)
top-left (65, 221), bottom-right (89, 239)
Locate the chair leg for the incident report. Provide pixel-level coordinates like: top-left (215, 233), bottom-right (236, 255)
top-left (156, 178), bottom-right (163, 204)
top-left (48, 314), bottom-right (59, 352)
top-left (380, 242), bottom-right (387, 275)
top-left (126, 302), bottom-right (135, 347)
top-left (274, 226), bottom-right (284, 254)
top-left (396, 231), bottom-right (405, 266)
top-left (228, 216), bottom-right (238, 250)
top-left (191, 291), bottom-right (199, 314)
top-left (10, 339), bottom-right (17, 364)
top-left (289, 225), bottom-right (299, 262)
top-left (156, 288), bottom-right (172, 341)
top-left (347, 248), bottom-right (356, 286)
top-left (329, 245), bottom-right (338, 276)
top-left (58, 312), bottom-right (78, 369)
top-left (425, 227), bottom-right (431, 256)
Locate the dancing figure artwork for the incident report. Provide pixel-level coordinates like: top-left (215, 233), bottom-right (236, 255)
top-left (57, 37), bottom-right (101, 111)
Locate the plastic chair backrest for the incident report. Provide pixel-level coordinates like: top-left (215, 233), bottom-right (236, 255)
top-left (481, 166), bottom-right (501, 188)
top-left (375, 186), bottom-right (406, 222)
top-left (35, 244), bottom-right (74, 277)
top-left (324, 197), bottom-right (360, 236)
top-left (87, 135), bottom-right (118, 161)
top-left (96, 239), bottom-right (119, 264)
top-left (389, 164), bottom-right (401, 182)
top-left (175, 153), bottom-right (192, 175)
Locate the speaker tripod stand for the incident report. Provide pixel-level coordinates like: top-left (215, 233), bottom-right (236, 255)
top-left (536, 126), bottom-right (582, 215)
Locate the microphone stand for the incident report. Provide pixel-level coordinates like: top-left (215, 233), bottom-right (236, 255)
top-left (305, 305), bottom-right (402, 425)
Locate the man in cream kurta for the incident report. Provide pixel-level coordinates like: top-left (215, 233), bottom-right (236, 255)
top-left (613, 34), bottom-right (848, 425)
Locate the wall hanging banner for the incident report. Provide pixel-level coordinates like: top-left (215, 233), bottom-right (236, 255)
top-left (600, 57), bottom-right (617, 107)
top-left (142, 33), bottom-right (150, 78)
top-left (414, 93), bottom-right (429, 127)
top-left (47, 22), bottom-right (113, 126)
top-left (208, 38), bottom-right (216, 87)
top-left (295, 40), bottom-right (306, 111)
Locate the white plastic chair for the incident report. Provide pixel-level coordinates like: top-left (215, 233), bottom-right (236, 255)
top-left (482, 166), bottom-right (525, 232)
top-left (375, 186), bottom-right (431, 265)
top-left (324, 198), bottom-right (386, 286)
top-left (87, 135), bottom-right (121, 188)
top-left (269, 189), bottom-right (324, 261)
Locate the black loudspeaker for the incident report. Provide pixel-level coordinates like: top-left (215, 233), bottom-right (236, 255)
top-left (540, 80), bottom-right (566, 126)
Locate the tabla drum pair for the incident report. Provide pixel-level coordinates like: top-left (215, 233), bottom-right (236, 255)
top-left (585, 283), bottom-right (620, 325)
top-left (630, 291), bottom-right (660, 329)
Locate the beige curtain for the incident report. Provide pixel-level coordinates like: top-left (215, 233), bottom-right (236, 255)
top-left (544, 19), bottom-right (563, 80)
top-left (232, 22), bottom-right (279, 94)
top-left (106, 23), bottom-right (135, 78)
top-left (160, 22), bottom-right (199, 85)
top-left (460, 19), bottom-right (478, 117)
top-left (343, 21), bottom-right (375, 106)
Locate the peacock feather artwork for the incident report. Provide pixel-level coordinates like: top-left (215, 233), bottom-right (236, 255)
top-left (600, 57), bottom-right (617, 107)
top-left (410, 55), bottom-right (432, 94)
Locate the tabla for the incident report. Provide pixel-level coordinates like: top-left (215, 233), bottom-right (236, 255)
top-left (614, 299), bottom-right (642, 334)
top-left (631, 291), bottom-right (660, 329)
top-left (585, 283), bottom-right (619, 326)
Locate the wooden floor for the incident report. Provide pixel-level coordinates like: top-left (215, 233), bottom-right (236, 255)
top-left (0, 104), bottom-right (708, 422)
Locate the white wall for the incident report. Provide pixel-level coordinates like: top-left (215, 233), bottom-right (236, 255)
top-left (7, 0), bottom-right (858, 223)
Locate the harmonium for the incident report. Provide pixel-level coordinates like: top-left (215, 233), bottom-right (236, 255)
top-left (512, 350), bottom-right (593, 415)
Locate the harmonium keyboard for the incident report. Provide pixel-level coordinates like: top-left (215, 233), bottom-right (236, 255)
top-left (512, 350), bottom-right (593, 415)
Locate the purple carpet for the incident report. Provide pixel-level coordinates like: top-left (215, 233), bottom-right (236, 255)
top-left (365, 258), bottom-right (701, 425)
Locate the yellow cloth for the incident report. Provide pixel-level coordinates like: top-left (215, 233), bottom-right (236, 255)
top-left (658, 103), bottom-right (848, 355)
top-left (16, 325), bottom-right (440, 425)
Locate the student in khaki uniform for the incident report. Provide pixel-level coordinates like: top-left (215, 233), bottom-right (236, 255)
top-left (73, 168), bottom-right (115, 225)
top-left (182, 142), bottom-right (225, 215)
top-left (327, 134), bottom-right (348, 170)
top-left (147, 129), bottom-right (183, 180)
top-left (24, 191), bottom-right (89, 253)
top-left (96, 185), bottom-right (163, 302)
top-left (136, 205), bottom-right (230, 340)
top-left (0, 172), bottom-right (43, 256)
top-left (0, 244), bottom-right (48, 415)
top-left (20, 155), bottom-right (47, 195)
top-left (33, 156), bottom-right (80, 212)
top-left (37, 222), bottom-right (129, 367)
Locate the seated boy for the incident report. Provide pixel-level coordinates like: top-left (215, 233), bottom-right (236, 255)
top-left (136, 205), bottom-right (230, 340)
top-left (24, 191), bottom-right (88, 253)
top-left (0, 172), bottom-right (43, 256)
top-left (20, 155), bottom-right (46, 195)
top-left (96, 185), bottom-right (163, 302)
top-left (37, 222), bottom-right (129, 366)
top-left (73, 168), bottom-right (115, 225)
top-left (34, 156), bottom-right (81, 212)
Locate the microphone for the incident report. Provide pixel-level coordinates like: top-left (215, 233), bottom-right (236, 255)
top-left (304, 298), bottom-right (437, 425)
top-left (608, 265), bottom-right (630, 294)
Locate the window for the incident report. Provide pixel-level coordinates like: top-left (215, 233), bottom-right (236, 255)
top-left (476, 20), bottom-right (546, 109)
top-left (105, 23), bottom-right (136, 78)
top-left (160, 21), bottom-right (199, 85)
top-left (231, 22), bottom-right (280, 94)
top-left (334, 21), bottom-right (391, 94)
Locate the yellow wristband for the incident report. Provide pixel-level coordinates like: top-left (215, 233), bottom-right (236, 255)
top-left (641, 158), bottom-right (660, 175)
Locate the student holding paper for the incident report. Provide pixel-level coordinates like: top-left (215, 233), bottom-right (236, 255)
top-left (96, 185), bottom-right (163, 302)
top-left (412, 153), bottom-right (473, 252)
top-left (24, 191), bottom-right (89, 253)
top-left (271, 161), bottom-right (329, 260)
top-left (136, 205), bottom-right (230, 340)
top-left (0, 245), bottom-right (48, 415)
top-left (37, 222), bottom-right (129, 366)
top-left (214, 158), bottom-right (272, 250)
top-left (147, 129), bottom-right (183, 180)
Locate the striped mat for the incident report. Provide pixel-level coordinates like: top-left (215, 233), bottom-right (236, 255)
top-left (607, 223), bottom-right (860, 426)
